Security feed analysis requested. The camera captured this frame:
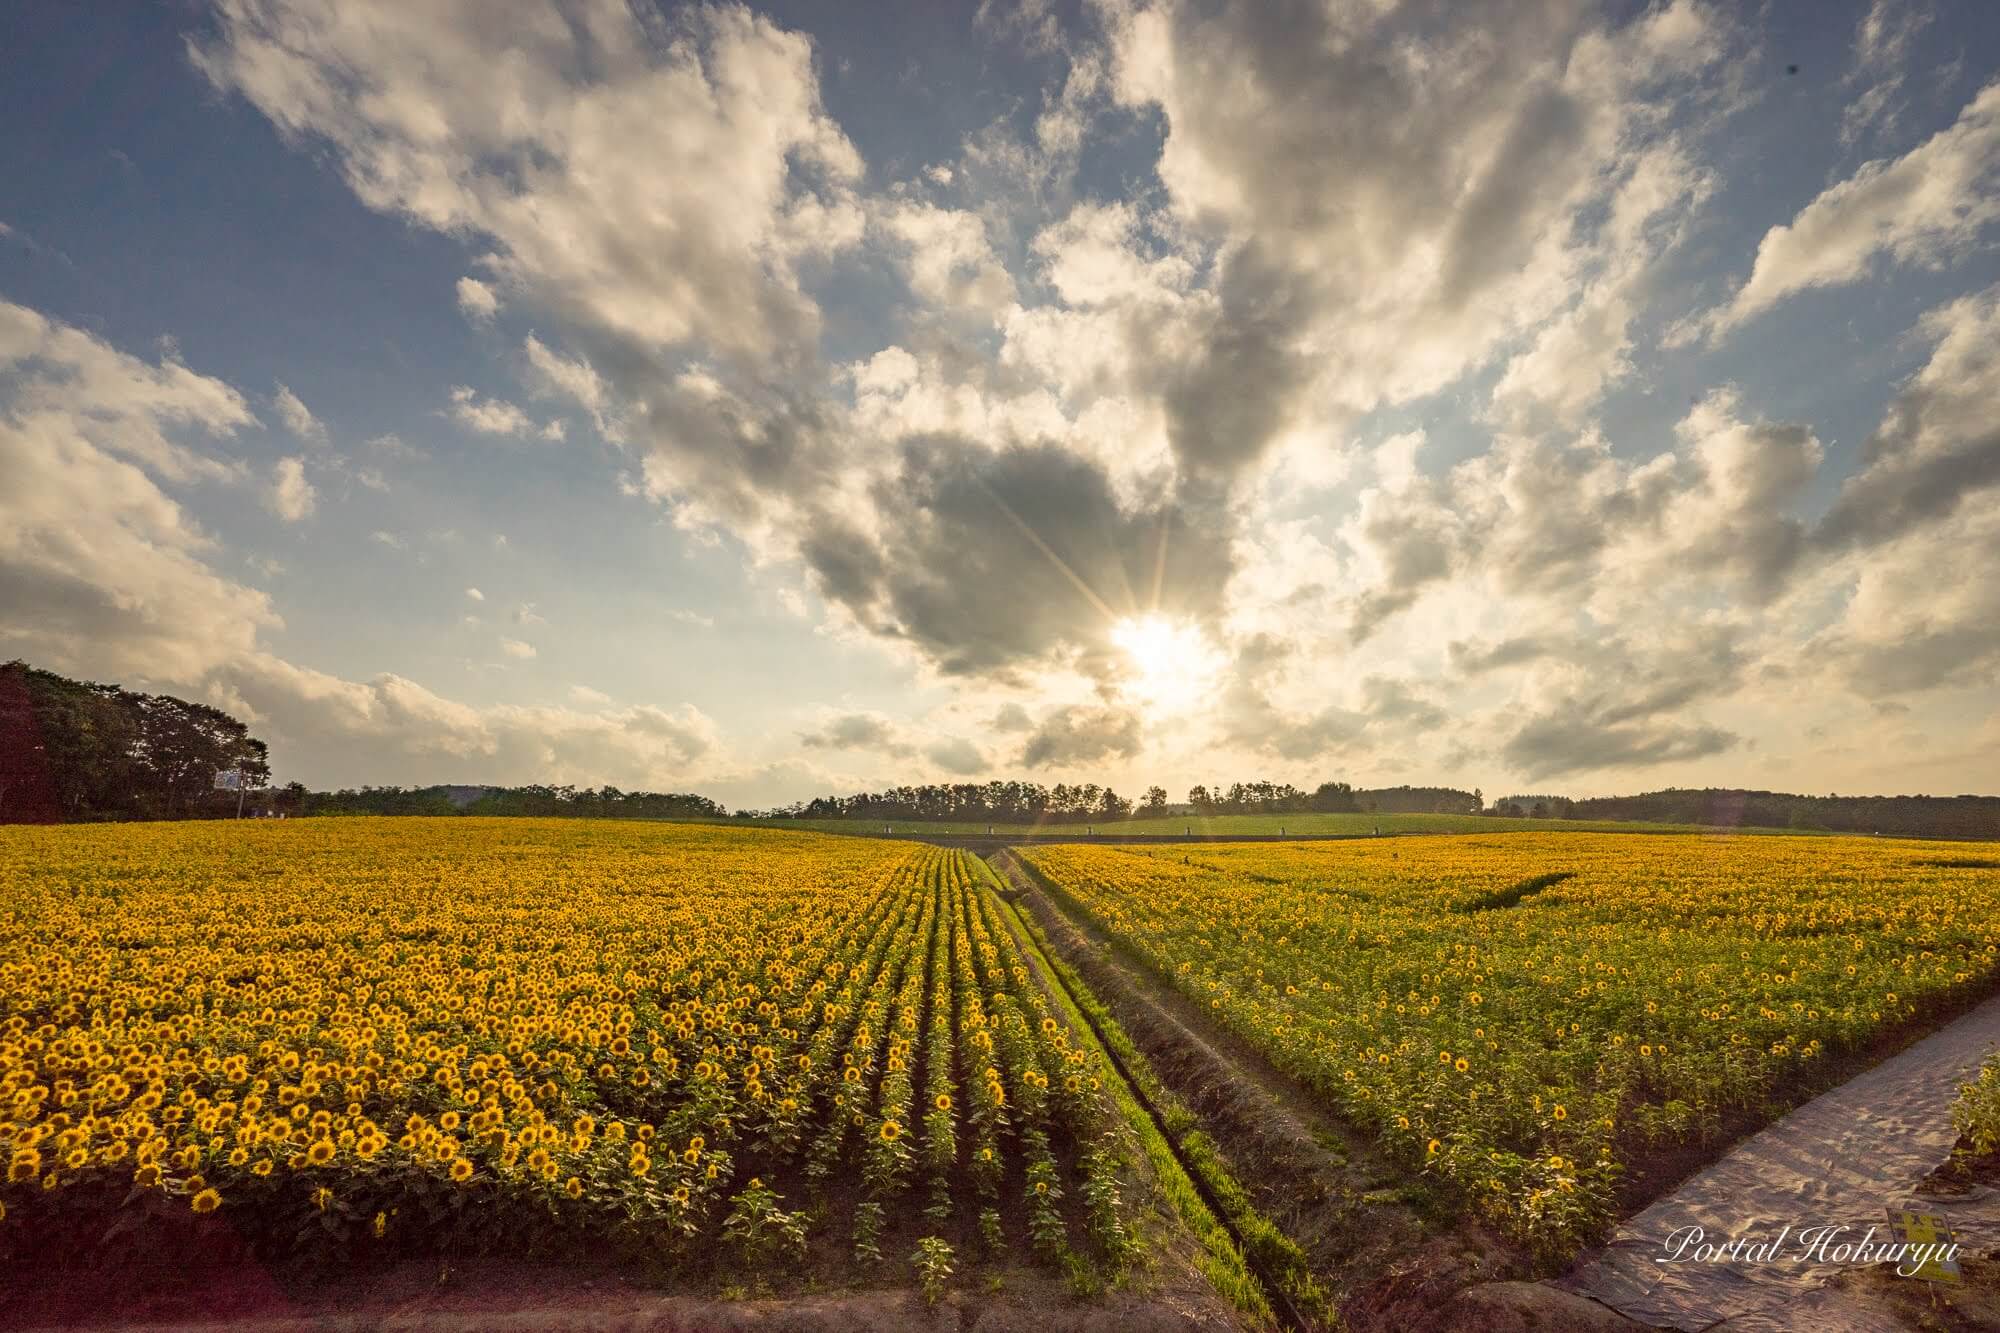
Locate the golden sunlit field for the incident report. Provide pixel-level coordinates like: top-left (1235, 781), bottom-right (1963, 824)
top-left (1022, 834), bottom-right (2000, 1257)
top-left (0, 819), bottom-right (1130, 1289)
top-left (8, 817), bottom-right (2000, 1328)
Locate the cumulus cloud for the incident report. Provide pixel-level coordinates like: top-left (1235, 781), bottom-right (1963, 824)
top-left (192, 0), bottom-right (864, 367)
top-left (456, 276), bottom-right (499, 323)
top-left (1709, 81), bottom-right (2000, 335)
top-left (804, 439), bottom-right (1236, 678)
top-left (499, 636), bottom-right (536, 659)
top-left (1020, 704), bottom-right (1142, 768)
top-left (1813, 284), bottom-right (2000, 552)
top-left (167, 0), bottom-right (2000, 800)
top-left (6, 294), bottom-right (747, 790)
top-left (1805, 502), bottom-right (2000, 697)
top-left (1501, 708), bottom-right (1738, 782)
top-left (446, 385), bottom-right (533, 436)
top-left (798, 711), bottom-right (915, 758)
top-left (1218, 640), bottom-right (1450, 763)
top-left (991, 702), bottom-right (1033, 733)
top-left (187, 0), bottom-right (1754, 694)
top-left (225, 653), bottom-right (721, 786)
top-left (879, 202), bottom-right (1016, 314)
top-left (1101, 0), bottom-right (1738, 475)
top-left (272, 382), bottom-right (325, 442)
top-left (0, 301), bottom-right (273, 682)
top-left (267, 455), bottom-right (316, 520)
top-left (924, 736), bottom-right (988, 776)
top-left (1340, 391), bottom-right (1822, 643)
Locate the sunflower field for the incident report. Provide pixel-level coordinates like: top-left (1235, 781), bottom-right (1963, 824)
top-left (0, 818), bottom-right (1126, 1280)
top-left (1023, 833), bottom-right (2000, 1257)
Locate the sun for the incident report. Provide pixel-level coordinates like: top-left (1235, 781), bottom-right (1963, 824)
top-left (1110, 614), bottom-right (1223, 714)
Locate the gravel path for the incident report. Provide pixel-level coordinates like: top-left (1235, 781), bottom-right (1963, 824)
top-left (1558, 990), bottom-right (2000, 1331)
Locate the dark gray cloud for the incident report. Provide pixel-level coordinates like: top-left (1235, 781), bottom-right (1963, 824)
top-left (801, 437), bottom-right (1238, 678)
top-left (1834, 620), bottom-right (2000, 696)
top-left (1020, 704), bottom-right (1143, 768)
top-left (1492, 627), bottom-right (1746, 780)
top-left (1448, 635), bottom-right (1560, 675)
top-left (990, 702), bottom-right (1034, 732)
top-left (799, 712), bottom-right (914, 757)
top-left (1501, 709), bottom-right (1738, 781)
top-left (924, 736), bottom-right (989, 775)
top-left (1158, 240), bottom-right (1314, 485)
top-left (1813, 290), bottom-right (2000, 554)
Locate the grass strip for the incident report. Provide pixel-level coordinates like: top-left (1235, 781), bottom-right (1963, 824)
top-left (991, 874), bottom-right (1338, 1329)
top-left (984, 882), bottom-right (1278, 1328)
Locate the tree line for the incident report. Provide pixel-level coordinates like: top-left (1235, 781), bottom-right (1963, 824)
top-left (1, 661), bottom-right (270, 822)
top-left (752, 780), bottom-right (1136, 824)
top-left (1556, 788), bottom-right (2000, 840)
top-left (744, 779), bottom-right (1484, 823)
top-left (1175, 781), bottom-right (1482, 815)
top-left (8, 661), bottom-right (1995, 839)
top-left (280, 784), bottom-right (725, 820)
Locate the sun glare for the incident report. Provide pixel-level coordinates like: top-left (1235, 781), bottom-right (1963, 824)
top-left (1111, 614), bottom-right (1222, 714)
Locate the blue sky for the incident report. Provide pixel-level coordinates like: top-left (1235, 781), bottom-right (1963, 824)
top-left (3, 0), bottom-right (1997, 806)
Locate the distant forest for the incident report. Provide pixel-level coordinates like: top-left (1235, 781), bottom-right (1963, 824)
top-left (4, 660), bottom-right (1994, 839)
top-left (287, 784), bottom-right (725, 820)
top-left (749, 780), bottom-right (1483, 823)
top-left (1511, 788), bottom-right (2000, 841)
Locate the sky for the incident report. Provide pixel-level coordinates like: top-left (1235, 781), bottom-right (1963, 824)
top-left (2, 0), bottom-right (1998, 808)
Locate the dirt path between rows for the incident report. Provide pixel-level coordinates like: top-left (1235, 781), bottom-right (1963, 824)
top-left (982, 852), bottom-right (1633, 1331)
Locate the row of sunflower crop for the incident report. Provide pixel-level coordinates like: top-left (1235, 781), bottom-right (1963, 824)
top-left (0, 818), bottom-right (1127, 1279)
top-left (1023, 832), bottom-right (2000, 1257)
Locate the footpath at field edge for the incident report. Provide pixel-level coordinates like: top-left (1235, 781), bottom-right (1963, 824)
top-left (1556, 990), bottom-right (2000, 1331)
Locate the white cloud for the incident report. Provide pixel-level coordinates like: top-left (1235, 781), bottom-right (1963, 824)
top-left (267, 455), bottom-right (316, 521)
top-left (169, 0), bottom-right (2000, 801)
top-left (193, 0), bottom-right (864, 367)
top-left (1842, 0), bottom-right (1935, 145)
top-left (880, 202), bottom-right (1016, 313)
top-left (499, 636), bottom-right (537, 659)
top-left (465, 587), bottom-right (484, 602)
top-left (446, 384), bottom-right (532, 436)
top-left (569, 684), bottom-right (611, 707)
top-left (456, 276), bottom-right (499, 323)
top-left (273, 382), bottom-right (325, 442)
top-left (0, 301), bottom-right (273, 683)
top-left (1711, 81), bottom-right (2000, 335)
top-left (523, 333), bottom-right (615, 437)
top-left (226, 653), bottom-right (724, 787)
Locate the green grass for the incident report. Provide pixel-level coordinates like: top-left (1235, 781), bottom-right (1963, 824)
top-left (984, 883), bottom-right (1275, 1327)
top-left (991, 878), bottom-right (1333, 1327)
top-left (717, 810), bottom-right (1813, 839)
